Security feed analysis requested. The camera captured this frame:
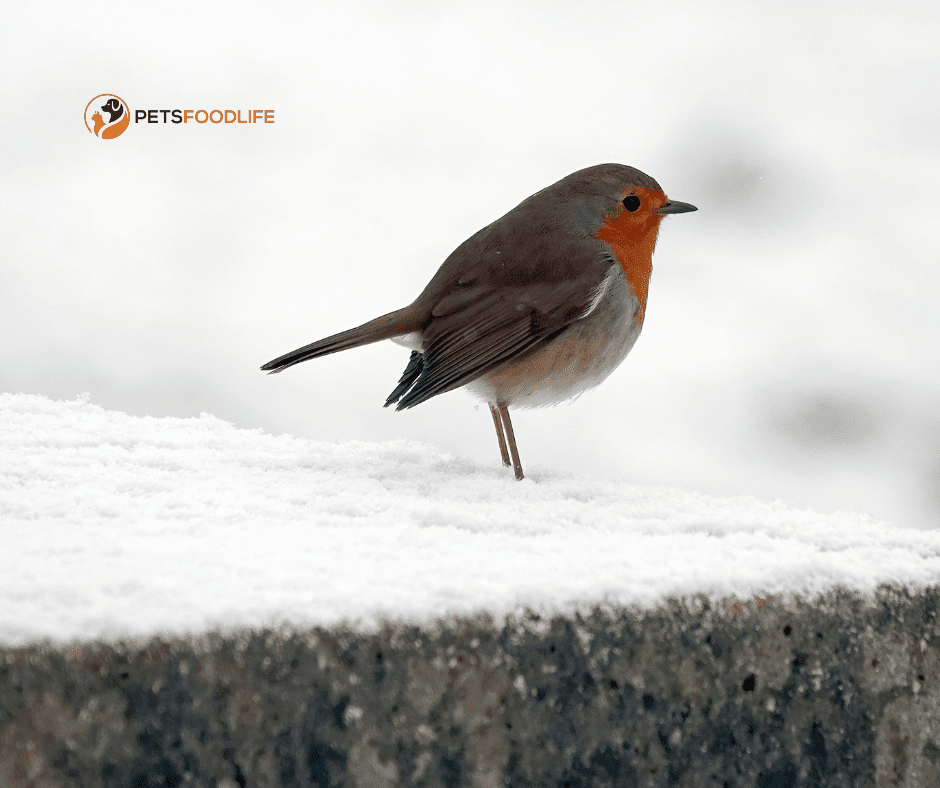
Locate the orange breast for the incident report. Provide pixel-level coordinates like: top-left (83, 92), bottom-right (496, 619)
top-left (595, 199), bottom-right (663, 326)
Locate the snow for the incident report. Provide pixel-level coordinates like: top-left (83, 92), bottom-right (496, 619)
top-left (3, 392), bottom-right (938, 648)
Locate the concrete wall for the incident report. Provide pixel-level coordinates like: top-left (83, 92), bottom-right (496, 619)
top-left (2, 585), bottom-right (939, 787)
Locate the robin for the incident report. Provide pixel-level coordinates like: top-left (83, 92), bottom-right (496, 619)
top-left (262, 163), bottom-right (696, 480)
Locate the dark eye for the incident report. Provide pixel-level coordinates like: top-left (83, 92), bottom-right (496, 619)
top-left (622, 195), bottom-right (641, 212)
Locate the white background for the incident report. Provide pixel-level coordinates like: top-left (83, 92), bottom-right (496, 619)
top-left (2, 1), bottom-right (938, 528)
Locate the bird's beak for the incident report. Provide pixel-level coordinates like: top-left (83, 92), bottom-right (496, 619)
top-left (659, 200), bottom-right (698, 215)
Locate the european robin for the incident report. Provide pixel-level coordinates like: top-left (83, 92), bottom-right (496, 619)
top-left (262, 164), bottom-right (696, 480)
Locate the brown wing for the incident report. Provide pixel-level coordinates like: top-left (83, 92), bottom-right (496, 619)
top-left (388, 269), bottom-right (612, 410)
top-left (386, 184), bottom-right (621, 409)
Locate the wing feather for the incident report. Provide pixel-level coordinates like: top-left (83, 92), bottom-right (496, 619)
top-left (392, 273), bottom-right (611, 409)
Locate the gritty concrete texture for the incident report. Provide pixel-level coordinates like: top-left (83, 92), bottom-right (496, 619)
top-left (2, 586), bottom-right (940, 787)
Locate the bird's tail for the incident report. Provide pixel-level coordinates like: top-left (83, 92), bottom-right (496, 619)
top-left (260, 306), bottom-right (421, 374)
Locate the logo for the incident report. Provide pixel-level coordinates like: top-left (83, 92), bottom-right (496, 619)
top-left (84, 94), bottom-right (130, 139)
top-left (83, 94), bottom-right (276, 139)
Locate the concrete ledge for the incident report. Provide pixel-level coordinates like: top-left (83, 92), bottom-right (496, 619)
top-left (2, 585), bottom-right (939, 787)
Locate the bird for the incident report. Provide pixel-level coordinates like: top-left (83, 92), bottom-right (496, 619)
top-left (261, 163), bottom-right (696, 480)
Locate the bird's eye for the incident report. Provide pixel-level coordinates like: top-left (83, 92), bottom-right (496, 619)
top-left (622, 195), bottom-right (641, 212)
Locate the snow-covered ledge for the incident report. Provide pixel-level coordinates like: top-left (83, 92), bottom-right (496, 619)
top-left (2, 394), bottom-right (939, 785)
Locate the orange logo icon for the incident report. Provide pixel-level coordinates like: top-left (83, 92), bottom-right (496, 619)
top-left (84, 94), bottom-right (130, 139)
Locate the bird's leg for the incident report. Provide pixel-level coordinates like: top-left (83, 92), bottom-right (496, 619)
top-left (489, 403), bottom-right (511, 467)
top-left (497, 404), bottom-right (524, 481)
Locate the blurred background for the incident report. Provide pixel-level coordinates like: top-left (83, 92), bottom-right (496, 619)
top-left (1, 1), bottom-right (938, 528)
